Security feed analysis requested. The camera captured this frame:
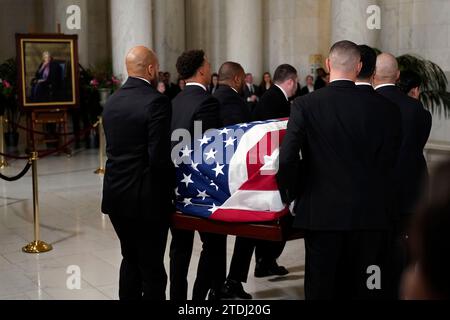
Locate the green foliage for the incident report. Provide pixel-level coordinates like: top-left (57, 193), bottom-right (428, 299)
top-left (0, 58), bottom-right (20, 132)
top-left (397, 54), bottom-right (450, 117)
top-left (0, 58), bottom-right (17, 85)
top-left (373, 48), bottom-right (450, 117)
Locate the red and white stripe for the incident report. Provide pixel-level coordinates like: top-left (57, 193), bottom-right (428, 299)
top-left (210, 120), bottom-right (289, 222)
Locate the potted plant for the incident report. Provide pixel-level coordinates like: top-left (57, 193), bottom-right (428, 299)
top-left (78, 62), bottom-right (120, 148)
top-left (372, 49), bottom-right (450, 117)
top-left (397, 54), bottom-right (450, 117)
top-left (0, 58), bottom-right (20, 148)
top-left (88, 61), bottom-right (121, 107)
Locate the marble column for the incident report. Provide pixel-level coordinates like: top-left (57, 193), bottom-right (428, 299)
top-left (184, 0), bottom-right (226, 73)
top-left (331, 0), bottom-right (380, 47)
top-left (263, 0), bottom-right (323, 84)
top-left (110, 0), bottom-right (153, 81)
top-left (225, 0), bottom-right (263, 79)
top-left (86, 0), bottom-right (111, 66)
top-left (209, 0), bottom-right (227, 73)
top-left (153, 0), bottom-right (186, 77)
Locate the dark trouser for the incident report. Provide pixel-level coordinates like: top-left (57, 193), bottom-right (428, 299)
top-left (255, 240), bottom-right (286, 267)
top-left (227, 238), bottom-right (286, 283)
top-left (169, 229), bottom-right (227, 301)
top-left (304, 230), bottom-right (390, 300)
top-left (109, 214), bottom-right (169, 300)
top-left (387, 217), bottom-right (411, 299)
top-left (228, 237), bottom-right (256, 283)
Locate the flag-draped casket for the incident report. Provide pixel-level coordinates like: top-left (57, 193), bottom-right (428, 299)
top-left (174, 119), bottom-right (289, 223)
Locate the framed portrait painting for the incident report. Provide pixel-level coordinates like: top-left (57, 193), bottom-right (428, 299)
top-left (16, 34), bottom-right (79, 109)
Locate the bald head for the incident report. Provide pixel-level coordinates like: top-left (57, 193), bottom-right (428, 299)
top-left (327, 41), bottom-right (361, 80)
top-left (126, 46), bottom-right (159, 83)
top-left (374, 53), bottom-right (400, 85)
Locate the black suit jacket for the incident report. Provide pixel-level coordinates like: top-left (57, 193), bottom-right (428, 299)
top-left (213, 85), bottom-right (250, 126)
top-left (376, 85), bottom-right (432, 216)
top-left (171, 84), bottom-right (222, 139)
top-left (253, 85), bottom-right (290, 121)
top-left (243, 83), bottom-right (259, 115)
top-left (243, 83), bottom-right (259, 99)
top-left (101, 77), bottom-right (175, 220)
top-left (314, 77), bottom-right (326, 90)
top-left (278, 80), bottom-right (402, 231)
top-left (299, 86), bottom-right (313, 96)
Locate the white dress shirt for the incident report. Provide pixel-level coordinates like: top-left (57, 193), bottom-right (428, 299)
top-left (246, 83), bottom-right (255, 94)
top-left (374, 83), bottom-right (396, 90)
top-left (132, 76), bottom-right (151, 86)
top-left (186, 82), bottom-right (207, 91)
top-left (275, 84), bottom-right (289, 101)
top-left (355, 82), bottom-right (373, 87)
top-left (330, 78), bottom-right (354, 83)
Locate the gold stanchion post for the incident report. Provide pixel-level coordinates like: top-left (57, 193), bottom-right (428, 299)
top-left (0, 116), bottom-right (8, 168)
top-left (94, 116), bottom-right (106, 174)
top-left (22, 151), bottom-right (52, 253)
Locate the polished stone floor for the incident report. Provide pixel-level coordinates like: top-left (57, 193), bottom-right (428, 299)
top-left (0, 149), bottom-right (305, 300)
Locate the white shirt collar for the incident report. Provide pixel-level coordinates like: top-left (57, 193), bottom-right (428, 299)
top-left (330, 78), bottom-right (354, 83)
top-left (132, 77), bottom-right (151, 86)
top-left (230, 87), bottom-right (238, 94)
top-left (355, 82), bottom-right (373, 87)
top-left (275, 84), bottom-right (289, 101)
top-left (374, 83), bottom-right (396, 90)
top-left (186, 82), bottom-right (207, 91)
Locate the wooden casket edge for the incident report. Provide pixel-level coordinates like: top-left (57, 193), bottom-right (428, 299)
top-left (171, 212), bottom-right (304, 242)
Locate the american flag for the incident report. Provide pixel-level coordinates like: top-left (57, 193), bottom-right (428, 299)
top-left (174, 119), bottom-right (289, 222)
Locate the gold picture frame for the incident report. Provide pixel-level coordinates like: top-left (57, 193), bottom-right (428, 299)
top-left (16, 33), bottom-right (79, 110)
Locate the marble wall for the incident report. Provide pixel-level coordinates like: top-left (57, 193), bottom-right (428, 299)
top-left (0, 0), bottom-right (110, 68)
top-left (51, 0), bottom-right (89, 66)
top-left (263, 0), bottom-right (326, 84)
top-left (184, 0), bottom-right (331, 83)
top-left (86, 0), bottom-right (111, 68)
top-left (380, 0), bottom-right (450, 71)
top-left (0, 0), bottom-right (39, 62)
top-left (378, 0), bottom-right (450, 143)
top-left (1, 0), bottom-right (449, 143)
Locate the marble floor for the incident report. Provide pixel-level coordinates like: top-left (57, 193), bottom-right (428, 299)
top-left (0, 149), bottom-right (305, 300)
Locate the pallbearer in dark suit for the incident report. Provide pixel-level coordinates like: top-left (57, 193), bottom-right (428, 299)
top-left (102, 46), bottom-right (174, 300)
top-left (355, 45), bottom-right (378, 92)
top-left (278, 41), bottom-right (401, 299)
top-left (169, 50), bottom-right (226, 301)
top-left (374, 53), bottom-right (432, 298)
top-left (252, 64), bottom-right (298, 121)
top-left (213, 62), bottom-right (250, 126)
top-left (252, 64), bottom-right (298, 280)
top-left (211, 62), bottom-right (252, 299)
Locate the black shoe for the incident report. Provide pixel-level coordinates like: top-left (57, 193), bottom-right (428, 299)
top-left (220, 279), bottom-right (252, 300)
top-left (254, 263), bottom-right (289, 278)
